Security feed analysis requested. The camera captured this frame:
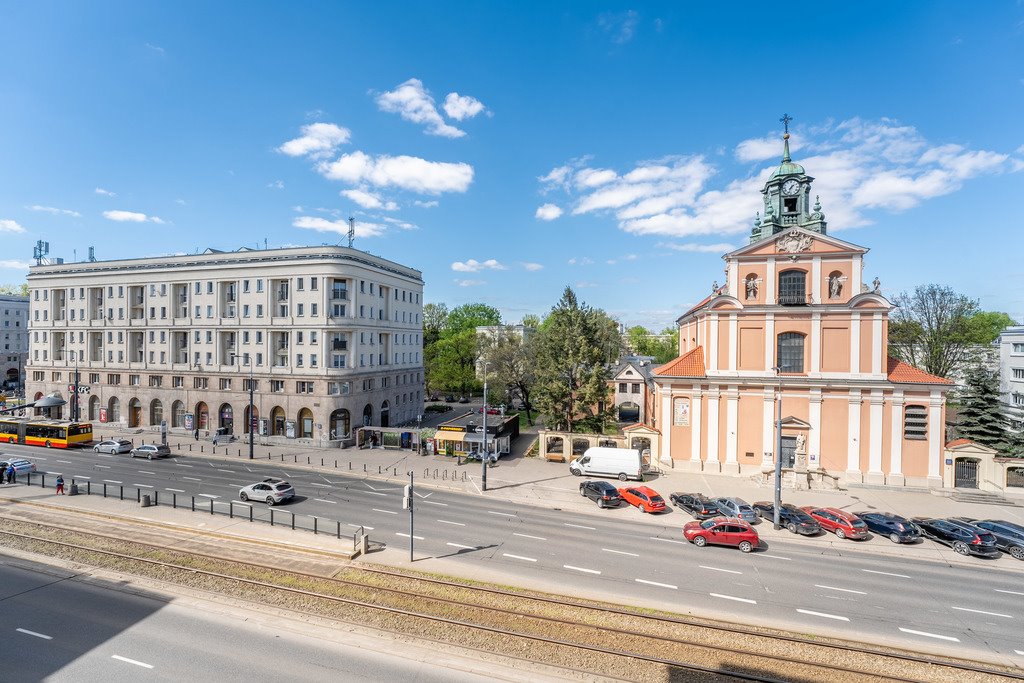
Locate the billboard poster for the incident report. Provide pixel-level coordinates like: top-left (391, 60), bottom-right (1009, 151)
top-left (673, 397), bottom-right (690, 426)
top-left (184, 413), bottom-right (194, 430)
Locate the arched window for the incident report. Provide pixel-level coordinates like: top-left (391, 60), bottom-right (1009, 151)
top-left (904, 405), bottom-right (927, 440)
top-left (297, 407), bottom-right (313, 438)
top-left (270, 406), bottom-right (286, 436)
top-left (330, 409), bottom-right (350, 440)
top-left (778, 269), bottom-right (807, 305)
top-left (150, 399), bottom-right (163, 426)
top-left (171, 400), bottom-right (185, 428)
top-left (776, 332), bottom-right (805, 373)
top-left (108, 396), bottom-right (121, 422)
top-left (89, 395), bottom-right (100, 421)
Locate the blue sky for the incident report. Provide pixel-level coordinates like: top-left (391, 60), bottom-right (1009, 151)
top-left (1, 2), bottom-right (1022, 327)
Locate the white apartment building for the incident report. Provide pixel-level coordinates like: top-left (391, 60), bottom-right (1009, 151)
top-left (1, 295), bottom-right (29, 390)
top-left (997, 325), bottom-right (1024, 431)
top-left (25, 246), bottom-right (425, 445)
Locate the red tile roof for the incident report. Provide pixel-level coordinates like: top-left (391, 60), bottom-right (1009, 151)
top-left (945, 438), bottom-right (974, 448)
top-left (886, 357), bottom-right (954, 385)
top-left (653, 346), bottom-right (706, 378)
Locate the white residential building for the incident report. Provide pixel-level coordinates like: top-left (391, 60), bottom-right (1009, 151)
top-left (997, 325), bottom-right (1024, 431)
top-left (1, 294), bottom-right (29, 391)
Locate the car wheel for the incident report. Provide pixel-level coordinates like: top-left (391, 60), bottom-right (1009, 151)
top-left (147, 454), bottom-right (153, 460)
top-left (786, 522), bottom-right (797, 534)
top-left (693, 536), bottom-right (707, 547)
top-left (239, 492), bottom-right (248, 502)
top-left (952, 541), bottom-right (970, 556)
top-left (835, 528), bottom-right (846, 539)
top-left (889, 533), bottom-right (902, 544)
top-left (1009, 545), bottom-right (1024, 561)
top-left (617, 473), bottom-right (628, 482)
top-left (7, 437), bottom-right (14, 444)
top-left (93, 446), bottom-right (100, 452)
top-left (598, 499), bottom-right (606, 509)
top-left (266, 496), bottom-right (275, 506)
top-left (570, 468), bottom-right (581, 476)
top-left (738, 541), bottom-right (754, 553)
top-left (580, 486), bottom-right (587, 496)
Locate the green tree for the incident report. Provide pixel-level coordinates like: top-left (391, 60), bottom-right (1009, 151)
top-left (625, 325), bottom-right (679, 364)
top-left (0, 283), bottom-right (28, 296)
top-left (955, 365), bottom-right (1009, 451)
top-left (520, 314), bottom-right (542, 329)
top-left (478, 327), bottom-right (537, 425)
top-left (888, 284), bottom-right (979, 379)
top-left (964, 311), bottom-right (1017, 345)
top-left (444, 303), bottom-right (501, 335)
top-left (428, 329), bottom-right (479, 396)
top-left (423, 303), bottom-right (448, 348)
top-left (532, 287), bottom-right (615, 433)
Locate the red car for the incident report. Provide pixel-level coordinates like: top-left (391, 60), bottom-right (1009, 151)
top-left (683, 517), bottom-right (759, 553)
top-left (800, 506), bottom-right (869, 540)
top-left (618, 486), bottom-right (666, 513)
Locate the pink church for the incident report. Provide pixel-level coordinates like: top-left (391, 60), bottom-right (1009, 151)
top-left (651, 131), bottom-right (953, 488)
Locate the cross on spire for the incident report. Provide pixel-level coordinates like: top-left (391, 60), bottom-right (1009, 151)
top-left (779, 113), bottom-right (793, 135)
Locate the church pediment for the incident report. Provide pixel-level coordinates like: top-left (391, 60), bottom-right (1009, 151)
top-left (726, 227), bottom-right (868, 260)
top-left (708, 295), bottom-right (743, 311)
top-left (780, 416), bottom-right (811, 429)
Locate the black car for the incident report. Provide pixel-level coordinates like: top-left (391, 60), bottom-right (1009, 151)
top-left (956, 519), bottom-right (1024, 561)
top-left (458, 396), bottom-right (470, 404)
top-left (852, 511), bottom-right (921, 544)
top-left (751, 501), bottom-right (821, 535)
top-left (444, 395), bottom-right (455, 402)
top-left (669, 492), bottom-right (721, 519)
top-left (580, 481), bottom-right (622, 509)
top-left (914, 517), bottom-right (1000, 557)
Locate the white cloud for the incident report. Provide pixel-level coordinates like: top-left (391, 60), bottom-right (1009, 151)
top-left (318, 151), bottom-right (473, 194)
top-left (375, 78), bottom-right (465, 138)
top-left (521, 262), bottom-right (544, 271)
top-left (0, 260), bottom-right (30, 270)
top-left (103, 210), bottom-right (165, 224)
top-left (381, 216), bottom-right (417, 230)
top-left (292, 216), bottom-right (385, 238)
top-left (451, 258), bottom-right (506, 272)
top-left (267, 180), bottom-right (284, 190)
top-left (541, 117), bottom-right (1022, 239)
top-left (145, 42), bottom-right (165, 55)
top-left (342, 188), bottom-right (398, 211)
top-left (568, 257), bottom-right (594, 266)
top-left (277, 122), bottom-right (351, 159)
top-left (0, 219), bottom-right (26, 233)
top-left (175, 198), bottom-right (187, 205)
top-left (660, 241), bottom-right (736, 253)
top-left (598, 10), bottom-right (639, 44)
top-left (535, 203), bottom-right (563, 221)
top-left (413, 199), bottom-right (439, 208)
top-left (26, 205), bottom-right (81, 217)
top-left (455, 279), bottom-right (485, 287)
top-left (575, 281), bottom-right (598, 288)
top-left (94, 187), bottom-right (116, 197)
top-left (443, 92), bottom-right (487, 121)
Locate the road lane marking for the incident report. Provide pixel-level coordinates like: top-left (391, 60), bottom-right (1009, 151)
top-left (176, 464), bottom-right (194, 467)
top-left (995, 589), bottom-right (1024, 596)
top-left (951, 606), bottom-right (1014, 619)
top-left (57, 460), bottom-right (72, 464)
top-left (649, 537), bottom-right (687, 545)
top-left (797, 609), bottom-right (850, 622)
top-left (761, 555), bottom-right (791, 560)
top-left (133, 484), bottom-right (154, 489)
top-left (710, 593), bottom-right (757, 605)
top-left (636, 579), bottom-right (677, 589)
top-left (862, 569), bottom-right (910, 579)
top-left (95, 465), bottom-right (110, 469)
top-left (372, 508), bottom-right (398, 515)
top-left (395, 533), bottom-right (425, 540)
top-left (182, 476), bottom-right (202, 481)
top-left (422, 501), bottom-right (448, 506)
top-left (112, 655), bottom-right (154, 669)
top-left (198, 494), bottom-right (219, 499)
top-left (487, 510), bottom-right (515, 516)
top-left (513, 533), bottom-right (547, 541)
top-left (16, 628), bottom-right (52, 640)
top-left (217, 469), bottom-right (234, 473)
top-left (364, 491), bottom-right (388, 497)
top-left (1015, 650), bottom-right (1024, 656)
top-left (137, 470), bottom-right (155, 474)
top-left (74, 475), bottom-right (90, 480)
top-left (502, 553), bottom-right (537, 562)
top-left (815, 584), bottom-right (867, 595)
top-left (602, 548), bottom-right (639, 557)
top-left (447, 542), bottom-right (477, 550)
top-left (564, 523), bottom-right (596, 530)
top-left (899, 628), bottom-right (959, 642)
top-left (102, 480), bottom-right (122, 484)
top-left (96, 454), bottom-right (112, 458)
top-left (437, 519), bottom-right (466, 526)
top-left (700, 565), bottom-right (742, 575)
top-left (348, 523), bottom-right (374, 530)
top-left (564, 565), bottom-right (601, 575)
top-left (315, 498), bottom-right (337, 504)
top-left (165, 488), bottom-right (185, 493)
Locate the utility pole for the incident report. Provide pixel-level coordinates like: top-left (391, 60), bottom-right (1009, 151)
top-left (72, 351), bottom-right (80, 422)
top-left (481, 362), bottom-right (489, 492)
top-left (773, 366), bottom-right (783, 530)
top-left (403, 471), bottom-right (414, 562)
top-left (247, 358), bottom-right (255, 459)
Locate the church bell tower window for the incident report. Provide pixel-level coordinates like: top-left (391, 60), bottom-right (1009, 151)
top-left (778, 269), bottom-right (807, 306)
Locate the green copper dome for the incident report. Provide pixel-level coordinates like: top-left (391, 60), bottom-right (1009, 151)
top-left (770, 134), bottom-right (804, 177)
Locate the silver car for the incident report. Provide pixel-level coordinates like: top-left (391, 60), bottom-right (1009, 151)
top-left (0, 458), bottom-right (36, 475)
top-left (94, 439), bottom-right (133, 454)
top-left (713, 497), bottom-right (760, 524)
top-left (239, 478), bottom-right (295, 506)
top-left (129, 444), bottom-right (171, 459)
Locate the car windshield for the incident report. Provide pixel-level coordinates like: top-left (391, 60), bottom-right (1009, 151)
top-left (852, 520), bottom-right (867, 528)
top-left (978, 533), bottom-right (996, 543)
top-left (738, 505), bottom-right (753, 512)
top-left (650, 495), bottom-right (664, 503)
top-left (274, 483), bottom-right (291, 491)
top-left (700, 519), bottom-right (717, 529)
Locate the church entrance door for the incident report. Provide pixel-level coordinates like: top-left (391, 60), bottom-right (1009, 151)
top-left (780, 436), bottom-right (797, 469)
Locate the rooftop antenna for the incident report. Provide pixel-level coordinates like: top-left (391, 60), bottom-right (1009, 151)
top-left (88, 246), bottom-right (96, 262)
top-left (347, 217), bottom-right (355, 248)
top-left (264, 238), bottom-right (268, 250)
top-left (73, 249), bottom-right (77, 262)
top-left (33, 240), bottom-right (50, 266)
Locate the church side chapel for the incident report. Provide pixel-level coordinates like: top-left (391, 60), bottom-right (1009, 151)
top-left (650, 117), bottom-right (953, 488)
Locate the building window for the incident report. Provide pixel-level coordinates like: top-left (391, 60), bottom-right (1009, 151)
top-left (310, 277), bottom-right (318, 290)
top-left (618, 382), bottom-right (627, 392)
top-left (107, 374), bottom-right (121, 385)
top-left (311, 303), bottom-right (318, 317)
top-left (1013, 343), bottom-right (1024, 354)
top-left (631, 383), bottom-right (641, 394)
top-left (310, 354), bottom-right (318, 367)
top-left (904, 405), bottom-right (928, 440)
top-left (297, 303), bottom-right (304, 316)
top-left (220, 378), bottom-right (231, 390)
top-left (1013, 368), bottom-right (1024, 380)
top-left (1014, 393), bottom-right (1024, 407)
top-left (149, 375), bottom-right (163, 387)
top-left (172, 376), bottom-right (184, 388)
top-left (193, 377), bottom-right (208, 390)
top-left (296, 381), bottom-right (314, 394)
top-left (776, 332), bottom-right (805, 373)
top-left (129, 375), bottom-right (140, 386)
top-left (271, 380), bottom-right (284, 392)
top-left (778, 269), bottom-right (807, 305)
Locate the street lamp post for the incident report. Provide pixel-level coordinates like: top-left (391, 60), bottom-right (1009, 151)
top-left (772, 366), bottom-right (784, 530)
top-left (481, 361), bottom-right (489, 492)
top-left (71, 350), bottom-right (80, 422)
top-left (245, 356), bottom-right (255, 459)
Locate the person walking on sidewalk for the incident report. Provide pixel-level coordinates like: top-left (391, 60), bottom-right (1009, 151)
top-left (5, 464), bottom-right (13, 484)
top-left (55, 474), bottom-right (65, 495)
top-left (194, 428), bottom-right (200, 441)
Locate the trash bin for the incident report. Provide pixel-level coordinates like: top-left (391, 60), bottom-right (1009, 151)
top-left (69, 483), bottom-right (79, 496)
top-left (141, 494), bottom-right (152, 507)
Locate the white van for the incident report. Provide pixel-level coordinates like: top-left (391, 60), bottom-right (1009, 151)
top-left (569, 447), bottom-right (646, 482)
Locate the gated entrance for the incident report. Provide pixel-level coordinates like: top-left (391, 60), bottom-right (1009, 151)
top-left (954, 458), bottom-right (979, 488)
top-left (780, 436), bottom-right (797, 468)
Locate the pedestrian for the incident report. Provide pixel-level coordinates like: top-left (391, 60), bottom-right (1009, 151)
top-left (194, 428), bottom-right (199, 441)
top-left (5, 464), bottom-right (13, 484)
top-left (55, 474), bottom-right (65, 495)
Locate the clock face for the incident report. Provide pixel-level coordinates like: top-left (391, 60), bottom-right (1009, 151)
top-left (782, 179), bottom-right (800, 196)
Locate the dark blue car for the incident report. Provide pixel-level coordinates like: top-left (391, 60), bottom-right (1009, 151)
top-left (852, 511), bottom-right (920, 544)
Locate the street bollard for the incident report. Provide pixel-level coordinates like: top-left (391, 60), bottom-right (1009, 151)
top-left (229, 502), bottom-right (234, 519)
top-left (378, 465), bottom-right (381, 474)
top-left (291, 512), bottom-right (295, 530)
top-left (443, 470), bottom-right (447, 480)
top-left (249, 506), bottom-right (253, 522)
top-left (191, 496), bottom-right (195, 512)
top-left (321, 458), bottom-right (324, 466)
top-left (349, 462), bottom-right (352, 470)
top-left (393, 467), bottom-right (397, 476)
top-left (363, 464), bottom-right (367, 472)
top-left (87, 481), bottom-right (91, 494)
top-left (153, 491), bottom-right (159, 505)
top-left (307, 456), bottom-right (310, 464)
top-left (173, 493), bottom-right (177, 509)
top-left (120, 486), bottom-right (124, 501)
top-left (313, 517), bottom-right (318, 535)
top-left (136, 489), bottom-right (141, 503)
top-left (103, 483), bottom-right (107, 498)
top-left (201, 446), bottom-right (204, 453)
top-left (270, 509), bottom-right (275, 526)
top-left (210, 499), bottom-right (214, 515)
top-left (336, 520), bottom-right (341, 539)
top-left (293, 455), bottom-right (297, 463)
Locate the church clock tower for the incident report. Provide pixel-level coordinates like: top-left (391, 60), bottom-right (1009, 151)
top-left (750, 114), bottom-right (828, 243)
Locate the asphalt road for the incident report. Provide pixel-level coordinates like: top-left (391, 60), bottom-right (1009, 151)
top-left (0, 556), bottom-right (508, 682)
top-left (7, 443), bottom-right (1024, 667)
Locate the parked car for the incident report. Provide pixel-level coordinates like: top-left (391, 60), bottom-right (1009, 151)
top-left (617, 486), bottom-right (666, 513)
top-left (444, 395), bottom-right (455, 402)
top-left (851, 511), bottom-right (921, 544)
top-left (458, 396), bottom-right (470, 404)
top-left (669, 492), bottom-right (722, 519)
top-left (0, 457), bottom-right (36, 475)
top-left (914, 518), bottom-right (1000, 557)
top-left (579, 480), bottom-right (622, 509)
top-left (751, 502), bottom-right (821, 535)
top-left (800, 507), bottom-right (869, 540)
top-left (952, 518), bottom-right (1023, 560)
top-left (683, 517), bottom-right (759, 553)
top-left (93, 439), bottom-right (133, 455)
top-left (129, 444), bottom-right (171, 460)
top-left (713, 497), bottom-right (759, 524)
top-left (569, 447), bottom-right (646, 482)
top-left (239, 478), bottom-right (295, 505)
